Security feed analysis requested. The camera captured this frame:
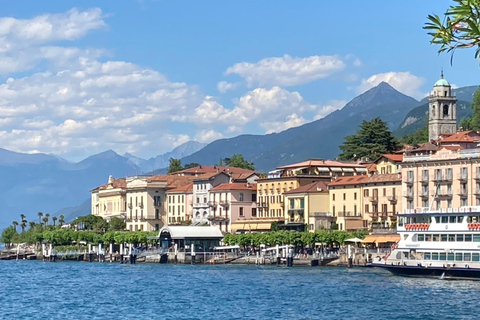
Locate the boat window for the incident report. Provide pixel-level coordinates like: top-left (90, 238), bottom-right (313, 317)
top-left (448, 234), bottom-right (455, 242)
top-left (432, 252), bottom-right (439, 260)
top-left (473, 253), bottom-right (480, 262)
top-left (418, 234), bottom-right (425, 241)
top-left (465, 234), bottom-right (472, 242)
top-left (456, 234), bottom-right (464, 242)
top-left (473, 235), bottom-right (480, 242)
top-left (398, 217), bottom-right (404, 227)
top-left (435, 216), bottom-right (440, 223)
top-left (433, 234), bottom-right (440, 241)
top-left (441, 216), bottom-right (448, 223)
top-left (439, 252), bottom-right (447, 261)
top-left (449, 216), bottom-right (456, 223)
top-left (441, 234), bottom-right (448, 242)
top-left (402, 251), bottom-right (409, 259)
top-left (455, 253), bottom-right (463, 261)
top-left (457, 216), bottom-right (464, 223)
top-left (425, 234), bottom-right (432, 241)
top-left (448, 253), bottom-right (455, 261)
top-left (424, 252), bottom-right (431, 260)
top-left (464, 253), bottom-right (471, 261)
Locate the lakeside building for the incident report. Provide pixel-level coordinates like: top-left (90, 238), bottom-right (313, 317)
top-left (255, 159), bottom-right (367, 232)
top-left (91, 176), bottom-right (127, 221)
top-left (166, 182), bottom-right (193, 225)
top-left (124, 175), bottom-right (193, 231)
top-left (283, 181), bottom-right (333, 232)
top-left (374, 154), bottom-right (403, 174)
top-left (209, 182), bottom-right (257, 233)
top-left (328, 173), bottom-right (402, 231)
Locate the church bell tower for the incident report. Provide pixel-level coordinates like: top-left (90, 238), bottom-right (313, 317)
top-left (428, 72), bottom-right (457, 141)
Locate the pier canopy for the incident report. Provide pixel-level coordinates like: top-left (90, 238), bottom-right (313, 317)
top-left (156, 226), bottom-right (224, 253)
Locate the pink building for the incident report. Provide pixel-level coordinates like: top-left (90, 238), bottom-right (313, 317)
top-left (208, 183), bottom-right (257, 233)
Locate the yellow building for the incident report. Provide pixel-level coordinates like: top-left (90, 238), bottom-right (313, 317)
top-left (91, 176), bottom-right (126, 221)
top-left (328, 173), bottom-right (401, 231)
top-left (374, 154), bottom-right (403, 174)
top-left (283, 181), bottom-right (333, 232)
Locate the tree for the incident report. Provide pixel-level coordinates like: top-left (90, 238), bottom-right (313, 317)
top-left (109, 217), bottom-right (126, 231)
top-left (29, 222), bottom-right (36, 230)
top-left (167, 158), bottom-right (183, 174)
top-left (219, 154), bottom-right (255, 170)
top-left (38, 212), bottom-right (43, 224)
top-left (52, 216), bottom-right (58, 226)
top-left (20, 214), bottom-right (27, 233)
top-left (338, 117), bottom-right (401, 161)
top-left (424, 0), bottom-right (480, 66)
top-left (183, 163), bottom-right (200, 170)
top-left (59, 215), bottom-right (65, 227)
top-left (42, 217), bottom-right (48, 225)
top-left (45, 213), bottom-right (50, 225)
top-left (459, 87), bottom-right (480, 131)
top-left (1, 226), bottom-right (17, 248)
top-left (399, 125), bottom-right (429, 145)
top-left (12, 221), bottom-right (18, 233)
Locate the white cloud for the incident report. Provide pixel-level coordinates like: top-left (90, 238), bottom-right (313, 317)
top-left (356, 71), bottom-right (426, 99)
top-left (313, 99), bottom-right (346, 120)
top-left (194, 129), bottom-right (223, 143)
top-left (217, 81), bottom-right (241, 93)
top-left (225, 54), bottom-right (345, 87)
top-left (261, 113), bottom-right (307, 134)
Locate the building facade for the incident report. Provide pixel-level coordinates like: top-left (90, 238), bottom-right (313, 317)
top-left (91, 176), bottom-right (126, 221)
top-left (166, 182), bottom-right (193, 225)
top-left (428, 73), bottom-right (457, 141)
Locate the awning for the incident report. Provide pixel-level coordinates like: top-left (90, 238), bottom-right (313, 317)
top-left (356, 167), bottom-right (367, 172)
top-left (231, 222), bottom-right (273, 231)
top-left (342, 168), bottom-right (354, 172)
top-left (362, 234), bottom-right (400, 243)
top-left (316, 167), bottom-right (330, 172)
top-left (330, 167), bottom-right (342, 172)
top-left (362, 235), bottom-right (378, 243)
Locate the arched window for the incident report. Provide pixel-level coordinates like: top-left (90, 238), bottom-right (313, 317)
top-left (443, 105), bottom-right (449, 116)
top-left (431, 106), bottom-right (435, 116)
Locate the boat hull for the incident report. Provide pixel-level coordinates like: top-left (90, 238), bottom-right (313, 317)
top-left (370, 263), bottom-right (480, 280)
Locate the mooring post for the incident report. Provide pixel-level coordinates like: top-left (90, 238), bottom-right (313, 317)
top-left (191, 245), bottom-right (196, 265)
top-left (109, 243), bottom-right (113, 263)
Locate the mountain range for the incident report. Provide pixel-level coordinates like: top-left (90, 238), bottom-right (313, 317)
top-left (0, 82), bottom-right (477, 229)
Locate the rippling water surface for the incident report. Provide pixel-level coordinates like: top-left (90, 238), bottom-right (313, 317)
top-left (0, 261), bottom-right (478, 319)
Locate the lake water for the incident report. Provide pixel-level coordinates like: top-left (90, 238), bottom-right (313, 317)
top-left (0, 261), bottom-right (478, 319)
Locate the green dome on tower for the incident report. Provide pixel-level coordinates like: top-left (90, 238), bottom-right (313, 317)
top-left (434, 71), bottom-right (450, 86)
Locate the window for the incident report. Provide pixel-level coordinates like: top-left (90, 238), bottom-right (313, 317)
top-left (354, 193), bottom-right (357, 200)
top-left (449, 216), bottom-right (456, 223)
top-left (433, 234), bottom-right (439, 241)
top-left (439, 252), bottom-right (446, 261)
top-left (448, 234), bottom-right (455, 242)
top-left (425, 234), bottom-right (432, 241)
top-left (365, 204), bottom-right (369, 213)
top-left (383, 188), bottom-right (386, 196)
top-left (432, 252), bottom-right (439, 260)
top-left (474, 234), bottom-right (480, 242)
top-left (456, 234), bottom-right (464, 242)
top-left (424, 252), bottom-right (431, 260)
top-left (333, 194), bottom-right (336, 201)
top-left (252, 208), bottom-right (257, 217)
top-left (343, 193), bottom-right (346, 200)
top-left (441, 216), bottom-right (448, 223)
top-left (239, 207), bottom-right (244, 217)
top-left (465, 234), bottom-right (472, 242)
top-left (448, 252), bottom-right (455, 261)
top-left (418, 234), bottom-right (425, 241)
top-left (441, 234), bottom-right (447, 242)
top-left (364, 189), bottom-right (369, 197)
top-left (239, 193), bottom-right (244, 201)
top-left (354, 205), bottom-right (357, 215)
top-left (473, 253), bottom-right (480, 261)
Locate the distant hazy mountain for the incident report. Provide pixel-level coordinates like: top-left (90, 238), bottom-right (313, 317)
top-left (395, 86), bottom-right (478, 137)
top-left (54, 198), bottom-right (91, 223)
top-left (123, 141), bottom-right (206, 172)
top-left (181, 82), bottom-right (420, 172)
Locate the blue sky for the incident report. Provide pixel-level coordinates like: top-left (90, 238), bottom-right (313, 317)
top-left (0, 1), bottom-right (478, 161)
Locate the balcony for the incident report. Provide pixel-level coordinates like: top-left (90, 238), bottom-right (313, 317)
top-left (368, 196), bottom-right (378, 203)
top-left (474, 173), bottom-right (480, 180)
top-left (387, 195), bottom-right (397, 203)
top-left (125, 218), bottom-right (132, 222)
top-left (128, 203), bottom-right (133, 209)
top-left (208, 201), bottom-right (217, 208)
top-left (403, 191), bottom-right (413, 198)
top-left (193, 202), bottom-right (209, 208)
top-left (288, 216), bottom-right (304, 224)
top-left (309, 212), bottom-right (333, 218)
top-left (420, 175), bottom-right (429, 183)
top-left (207, 215), bottom-right (227, 221)
top-left (474, 189), bottom-right (480, 195)
top-left (219, 200), bottom-right (230, 207)
top-left (457, 189), bottom-right (468, 196)
top-left (437, 190), bottom-right (453, 197)
top-left (433, 174), bottom-right (453, 182)
top-left (139, 202), bottom-right (144, 209)
top-left (337, 211), bottom-right (362, 218)
top-left (419, 191), bottom-right (430, 198)
top-left (288, 207), bottom-right (305, 212)
top-left (404, 176), bottom-right (414, 184)
top-left (458, 173), bottom-right (468, 181)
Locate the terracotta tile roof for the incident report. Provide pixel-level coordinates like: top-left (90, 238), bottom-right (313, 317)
top-left (440, 145), bottom-right (464, 151)
top-left (277, 159), bottom-right (365, 169)
top-left (94, 178), bottom-right (126, 191)
top-left (210, 183), bottom-right (256, 191)
top-left (283, 181), bottom-right (329, 194)
top-left (365, 163), bottom-right (377, 172)
top-left (146, 175), bottom-right (195, 189)
top-left (412, 142), bottom-right (439, 152)
top-left (328, 173), bottom-right (401, 186)
top-left (168, 182), bottom-right (193, 193)
top-left (171, 165), bottom-right (256, 176)
top-left (439, 130), bottom-right (480, 143)
top-left (381, 154), bottom-right (403, 162)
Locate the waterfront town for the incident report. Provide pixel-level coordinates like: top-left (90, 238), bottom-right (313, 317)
top-left (90, 75), bottom-right (480, 241)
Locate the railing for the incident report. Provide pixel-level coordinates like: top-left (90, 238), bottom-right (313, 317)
top-left (420, 175), bottom-right (429, 182)
top-left (288, 207), bottom-right (305, 211)
top-left (475, 173), bottom-right (480, 180)
top-left (219, 200), bottom-right (229, 207)
top-left (437, 190), bottom-right (453, 197)
top-left (405, 176), bottom-right (414, 183)
top-left (387, 195), bottom-right (397, 202)
top-left (371, 228), bottom-right (397, 234)
top-left (337, 211), bottom-right (362, 218)
top-left (368, 196), bottom-right (378, 203)
top-left (420, 191), bottom-right (429, 197)
top-left (457, 189), bottom-right (468, 196)
top-left (193, 202), bottom-right (209, 207)
top-left (309, 212), bottom-right (333, 217)
top-left (458, 173), bottom-right (468, 180)
top-left (208, 201), bottom-right (217, 207)
top-left (403, 191), bottom-right (413, 198)
top-left (128, 203), bottom-right (133, 209)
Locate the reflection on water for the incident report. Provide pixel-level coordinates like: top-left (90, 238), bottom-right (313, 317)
top-left (0, 261), bottom-right (478, 320)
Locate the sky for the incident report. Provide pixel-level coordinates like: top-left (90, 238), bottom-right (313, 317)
top-left (0, 1), bottom-right (479, 162)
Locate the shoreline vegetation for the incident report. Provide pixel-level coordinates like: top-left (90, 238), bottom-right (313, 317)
top-left (1, 214), bottom-right (368, 263)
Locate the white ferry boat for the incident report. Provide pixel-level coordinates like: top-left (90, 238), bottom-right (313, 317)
top-left (370, 206), bottom-right (480, 280)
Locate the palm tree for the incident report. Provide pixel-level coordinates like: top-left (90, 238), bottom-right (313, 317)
top-left (59, 215), bottom-right (65, 227)
top-left (45, 213), bottom-right (50, 225)
top-left (37, 212), bottom-right (43, 224)
top-left (12, 221), bottom-right (18, 233)
top-left (42, 217), bottom-right (48, 225)
top-left (20, 214), bottom-right (27, 233)
top-left (52, 216), bottom-right (57, 226)
top-left (29, 222), bottom-right (35, 230)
